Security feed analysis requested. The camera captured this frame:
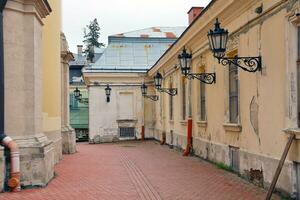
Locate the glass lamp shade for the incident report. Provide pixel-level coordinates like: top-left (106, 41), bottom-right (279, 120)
top-left (154, 72), bottom-right (163, 89)
top-left (178, 47), bottom-right (192, 76)
top-left (141, 83), bottom-right (147, 96)
top-left (74, 87), bottom-right (81, 99)
top-left (105, 85), bottom-right (111, 96)
top-left (78, 93), bottom-right (82, 101)
top-left (208, 18), bottom-right (229, 59)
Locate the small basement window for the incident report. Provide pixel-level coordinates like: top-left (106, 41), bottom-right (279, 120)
top-left (119, 127), bottom-right (135, 138)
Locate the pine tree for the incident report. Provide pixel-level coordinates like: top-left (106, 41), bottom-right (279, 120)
top-left (83, 18), bottom-right (104, 62)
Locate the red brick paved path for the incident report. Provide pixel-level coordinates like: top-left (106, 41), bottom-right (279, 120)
top-left (0, 141), bottom-right (279, 200)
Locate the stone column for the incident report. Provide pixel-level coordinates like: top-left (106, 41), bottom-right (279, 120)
top-left (61, 33), bottom-right (76, 154)
top-left (3, 0), bottom-right (54, 187)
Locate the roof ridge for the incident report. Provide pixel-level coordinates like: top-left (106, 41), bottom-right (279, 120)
top-left (110, 26), bottom-right (187, 37)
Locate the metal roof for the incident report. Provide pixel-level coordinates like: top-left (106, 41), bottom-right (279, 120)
top-left (110, 26), bottom-right (186, 39)
top-left (69, 53), bottom-right (87, 66)
top-left (84, 27), bottom-right (186, 73)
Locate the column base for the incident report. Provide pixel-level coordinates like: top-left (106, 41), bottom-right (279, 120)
top-left (61, 126), bottom-right (76, 154)
top-left (44, 130), bottom-right (62, 164)
top-left (13, 134), bottom-right (54, 187)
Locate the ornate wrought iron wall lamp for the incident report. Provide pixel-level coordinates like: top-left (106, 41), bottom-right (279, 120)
top-left (207, 18), bottom-right (262, 72)
top-left (105, 84), bottom-right (112, 103)
top-left (178, 47), bottom-right (216, 84)
top-left (154, 72), bottom-right (177, 96)
top-left (73, 87), bottom-right (89, 105)
top-left (141, 83), bottom-right (159, 101)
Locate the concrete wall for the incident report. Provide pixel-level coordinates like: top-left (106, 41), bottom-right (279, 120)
top-left (147, 0), bottom-right (300, 197)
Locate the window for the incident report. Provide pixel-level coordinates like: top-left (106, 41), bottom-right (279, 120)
top-left (70, 93), bottom-right (78, 109)
top-left (188, 80), bottom-right (192, 118)
top-left (120, 127), bottom-right (135, 138)
top-left (229, 62), bottom-right (239, 123)
top-left (200, 81), bottom-right (206, 121)
top-left (297, 27), bottom-right (300, 127)
top-left (169, 79), bottom-right (174, 121)
top-left (182, 77), bottom-right (186, 120)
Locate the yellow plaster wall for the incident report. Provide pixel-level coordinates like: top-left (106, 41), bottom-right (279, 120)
top-left (148, 0), bottom-right (300, 162)
top-left (42, 0), bottom-right (62, 132)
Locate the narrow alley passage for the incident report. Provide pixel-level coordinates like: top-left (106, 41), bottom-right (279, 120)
top-left (0, 141), bottom-right (279, 200)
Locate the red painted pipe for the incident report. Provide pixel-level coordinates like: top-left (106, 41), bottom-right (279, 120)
top-left (160, 132), bottom-right (166, 145)
top-left (183, 118), bottom-right (193, 156)
top-left (141, 126), bottom-right (145, 140)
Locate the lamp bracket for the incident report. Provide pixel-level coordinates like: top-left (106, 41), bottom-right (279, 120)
top-left (158, 88), bottom-right (178, 96)
top-left (218, 56), bottom-right (262, 72)
top-left (187, 73), bottom-right (216, 84)
top-left (144, 95), bottom-right (159, 101)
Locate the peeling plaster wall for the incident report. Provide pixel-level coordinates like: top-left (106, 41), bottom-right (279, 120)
top-left (89, 84), bottom-right (144, 143)
top-left (148, 0), bottom-right (300, 196)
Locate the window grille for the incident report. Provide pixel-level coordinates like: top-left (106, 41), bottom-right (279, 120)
top-left (229, 62), bottom-right (239, 123)
top-left (182, 77), bottom-right (186, 120)
top-left (119, 127), bottom-right (135, 138)
top-left (200, 81), bottom-right (206, 121)
top-left (169, 80), bottom-right (174, 120)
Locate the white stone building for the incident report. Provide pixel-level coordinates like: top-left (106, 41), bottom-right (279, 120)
top-left (83, 27), bottom-right (185, 143)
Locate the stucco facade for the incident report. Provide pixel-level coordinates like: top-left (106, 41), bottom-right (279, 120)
top-left (3, 0), bottom-right (54, 187)
top-left (83, 27), bottom-right (185, 143)
top-left (0, 0), bottom-right (73, 189)
top-left (42, 0), bottom-right (62, 164)
top-left (146, 0), bottom-right (300, 197)
top-left (61, 33), bottom-right (76, 154)
top-left (86, 74), bottom-right (145, 143)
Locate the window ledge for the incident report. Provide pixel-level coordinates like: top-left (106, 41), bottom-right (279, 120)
top-left (197, 121), bottom-right (207, 127)
top-left (180, 120), bottom-right (187, 126)
top-left (223, 123), bottom-right (242, 132)
top-left (169, 120), bottom-right (174, 124)
top-left (283, 128), bottom-right (300, 139)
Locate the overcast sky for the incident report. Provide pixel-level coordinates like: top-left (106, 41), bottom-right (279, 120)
top-left (62, 0), bottom-right (211, 53)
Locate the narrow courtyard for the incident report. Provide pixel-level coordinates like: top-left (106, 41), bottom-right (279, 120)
top-left (0, 141), bottom-right (279, 200)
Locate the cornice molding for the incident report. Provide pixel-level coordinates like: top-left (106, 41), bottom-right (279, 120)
top-left (148, 0), bottom-right (288, 76)
top-left (5, 0), bottom-right (51, 22)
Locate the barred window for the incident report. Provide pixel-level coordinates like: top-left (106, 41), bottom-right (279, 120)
top-left (229, 62), bottom-right (239, 123)
top-left (182, 77), bottom-right (186, 120)
top-left (200, 81), bottom-right (206, 121)
top-left (169, 79), bottom-right (174, 120)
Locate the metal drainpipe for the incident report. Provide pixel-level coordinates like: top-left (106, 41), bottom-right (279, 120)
top-left (0, 0), bottom-right (7, 136)
top-left (183, 118), bottom-right (193, 156)
top-left (0, 1), bottom-right (21, 192)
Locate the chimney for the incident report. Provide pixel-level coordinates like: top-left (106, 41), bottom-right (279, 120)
top-left (188, 7), bottom-right (204, 25)
top-left (77, 45), bottom-right (83, 55)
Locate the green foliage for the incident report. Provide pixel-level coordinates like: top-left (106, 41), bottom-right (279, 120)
top-left (216, 162), bottom-right (233, 172)
top-left (83, 18), bottom-right (104, 62)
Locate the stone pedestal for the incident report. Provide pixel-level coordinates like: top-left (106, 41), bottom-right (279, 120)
top-left (61, 126), bottom-right (76, 154)
top-left (44, 130), bottom-right (62, 164)
top-left (3, 0), bottom-right (54, 187)
top-left (15, 135), bottom-right (54, 187)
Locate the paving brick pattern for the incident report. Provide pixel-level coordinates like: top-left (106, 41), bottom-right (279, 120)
top-left (0, 141), bottom-right (280, 200)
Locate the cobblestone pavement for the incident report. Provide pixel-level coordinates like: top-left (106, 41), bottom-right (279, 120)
top-left (0, 141), bottom-right (280, 200)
